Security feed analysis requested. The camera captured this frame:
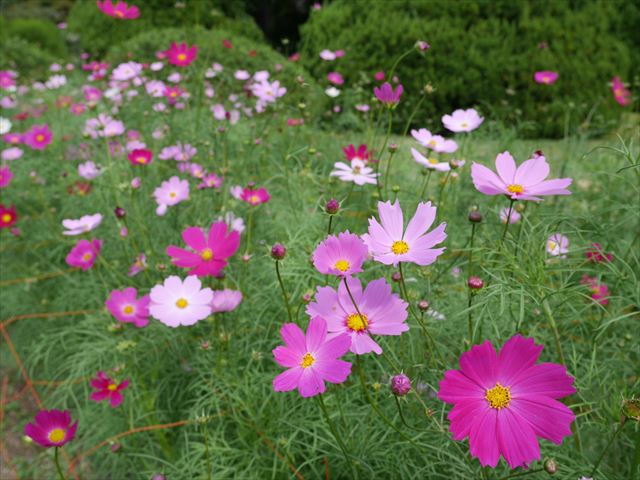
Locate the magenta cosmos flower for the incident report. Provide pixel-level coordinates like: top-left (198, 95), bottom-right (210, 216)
top-left (327, 72), bottom-right (344, 85)
top-left (24, 409), bottom-right (78, 448)
top-left (90, 371), bottom-right (130, 407)
top-left (471, 151), bottom-right (572, 201)
top-left (97, 0), bottom-right (140, 19)
top-left (23, 124), bottom-right (53, 150)
top-left (611, 76), bottom-right (631, 106)
top-left (0, 166), bottom-right (13, 188)
top-left (374, 82), bottom-right (403, 107)
top-left (166, 222), bottom-right (240, 277)
top-left (165, 42), bottom-right (198, 67)
top-left (210, 289), bottom-right (243, 313)
top-left (149, 275), bottom-right (213, 327)
top-left (306, 277), bottom-right (408, 355)
top-left (442, 108), bottom-right (484, 133)
top-left (240, 186), bottom-right (270, 206)
top-left (438, 335), bottom-right (576, 469)
top-left (312, 231), bottom-right (368, 277)
top-left (534, 71), bottom-right (559, 85)
top-left (128, 148), bottom-right (152, 166)
top-left (586, 242), bottom-right (613, 263)
top-left (342, 143), bottom-right (370, 164)
top-left (362, 200), bottom-right (447, 266)
top-left (273, 316), bottom-right (352, 397)
top-left (105, 287), bottom-right (150, 327)
top-left (66, 238), bottom-right (102, 270)
top-left (580, 275), bottom-right (610, 306)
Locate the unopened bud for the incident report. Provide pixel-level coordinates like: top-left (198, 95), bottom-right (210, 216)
top-left (468, 276), bottom-right (484, 290)
top-left (417, 300), bottom-right (430, 311)
top-left (391, 272), bottom-right (401, 282)
top-left (391, 185), bottom-right (400, 193)
top-left (325, 198), bottom-right (340, 214)
top-left (388, 143), bottom-right (398, 153)
top-left (468, 210), bottom-right (482, 223)
top-left (114, 206), bottom-right (126, 218)
top-left (543, 458), bottom-right (557, 475)
top-left (390, 373), bottom-right (411, 396)
top-left (271, 243), bottom-right (286, 260)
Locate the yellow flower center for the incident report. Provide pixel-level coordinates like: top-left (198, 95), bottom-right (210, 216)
top-left (548, 241), bottom-right (557, 251)
top-left (485, 383), bottom-right (511, 410)
top-left (107, 383), bottom-right (118, 391)
top-left (347, 313), bottom-right (368, 332)
top-left (169, 192), bottom-right (177, 198)
top-left (507, 184), bottom-right (524, 194)
top-left (428, 140), bottom-right (437, 147)
top-left (177, 53), bottom-right (186, 61)
top-left (115, 11), bottom-right (124, 17)
top-left (249, 195), bottom-right (259, 204)
top-left (123, 305), bottom-right (134, 314)
top-left (300, 352), bottom-right (315, 368)
top-left (136, 156), bottom-right (146, 164)
top-left (334, 259), bottom-right (350, 272)
top-left (1, 213), bottom-right (11, 223)
top-left (460, 122), bottom-right (468, 129)
top-left (82, 252), bottom-right (93, 262)
top-left (391, 240), bottom-right (409, 255)
top-left (428, 158), bottom-right (439, 165)
top-left (48, 428), bottom-right (65, 443)
top-left (201, 248), bottom-right (213, 260)
top-left (36, 134), bottom-right (44, 142)
top-left (175, 298), bottom-right (188, 309)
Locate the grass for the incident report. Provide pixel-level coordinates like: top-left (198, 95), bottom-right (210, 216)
top-left (0, 70), bottom-right (639, 480)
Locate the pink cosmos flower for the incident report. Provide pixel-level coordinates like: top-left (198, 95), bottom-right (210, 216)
top-left (611, 76), bottom-right (631, 106)
top-left (0, 71), bottom-right (16, 90)
top-left (546, 233), bottom-right (569, 257)
top-left (23, 124), bottom-right (53, 150)
top-left (165, 42), bottom-right (198, 67)
top-left (580, 275), bottom-right (610, 306)
top-left (471, 151), bottom-right (572, 201)
top-left (78, 161), bottom-right (102, 180)
top-left (319, 49), bottom-right (336, 61)
top-left (128, 253), bottom-right (147, 277)
top-left (331, 159), bottom-right (379, 185)
top-left (66, 239), bottom-right (102, 270)
top-left (585, 243), bottom-right (613, 263)
top-left (128, 148), bottom-right (152, 166)
top-left (198, 173), bottom-right (223, 190)
top-left (153, 176), bottom-right (189, 215)
top-left (163, 85), bottom-right (184, 104)
top-left (97, 0), bottom-right (140, 19)
top-left (534, 71), bottom-right (559, 85)
top-left (70, 103), bottom-right (86, 115)
top-left (374, 82), bottom-right (403, 107)
top-left (251, 80), bottom-right (287, 104)
top-left (500, 207), bottom-right (521, 224)
top-left (362, 200), bottom-right (447, 266)
top-left (0, 166), bottom-right (13, 188)
top-left (105, 287), bottom-right (150, 327)
top-left (111, 61), bottom-right (142, 81)
top-left (327, 72), bottom-right (344, 85)
top-left (272, 316), bottom-right (352, 397)
top-left (90, 371), bottom-right (130, 407)
top-left (0, 204), bottom-right (18, 228)
top-left (306, 277), bottom-right (408, 355)
top-left (342, 144), bottom-right (370, 164)
top-left (24, 410), bottom-right (78, 448)
top-left (83, 86), bottom-right (102, 104)
top-left (442, 108), bottom-right (484, 133)
top-left (411, 128), bottom-right (458, 153)
top-left (62, 213), bottom-right (103, 235)
top-left (374, 71), bottom-right (385, 81)
top-left (1, 147), bottom-right (22, 161)
top-left (166, 222), bottom-right (240, 277)
top-left (411, 148), bottom-right (452, 172)
top-left (210, 289), bottom-right (243, 313)
top-left (438, 335), bottom-right (576, 469)
top-left (149, 275), bottom-right (213, 327)
top-left (312, 231), bottom-right (368, 277)
top-left (3, 133), bottom-right (22, 145)
top-left (240, 186), bottom-right (270, 206)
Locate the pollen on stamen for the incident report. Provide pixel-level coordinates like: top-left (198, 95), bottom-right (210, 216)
top-left (201, 248), bottom-right (213, 261)
top-left (507, 184), bottom-right (524, 194)
top-left (391, 240), bottom-right (409, 255)
top-left (123, 305), bottom-right (134, 314)
top-left (175, 298), bottom-right (188, 309)
top-left (48, 428), bottom-right (65, 443)
top-left (485, 383), bottom-right (511, 409)
top-left (347, 313), bottom-right (368, 332)
top-left (334, 259), bottom-right (350, 272)
top-left (300, 352), bottom-right (315, 368)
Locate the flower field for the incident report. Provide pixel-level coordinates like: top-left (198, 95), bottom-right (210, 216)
top-left (0, 2), bottom-right (639, 479)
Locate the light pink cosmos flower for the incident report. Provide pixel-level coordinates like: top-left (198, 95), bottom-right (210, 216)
top-left (210, 289), bottom-right (243, 313)
top-left (307, 277), bottom-right (408, 355)
top-left (546, 233), bottom-right (569, 257)
top-left (327, 72), bottom-right (344, 85)
top-left (312, 231), bottom-right (368, 277)
top-left (198, 173), bottom-right (222, 190)
top-left (165, 42), bottom-right (198, 67)
top-left (411, 128), bottom-right (458, 153)
top-left (166, 222), bottom-right (240, 277)
top-left (105, 287), bottom-right (150, 327)
top-left (84, 114), bottom-right (125, 138)
top-left (611, 76), bottom-right (631, 106)
top-left (23, 124), bottom-right (53, 150)
top-left (272, 316), bottom-right (352, 398)
top-left (373, 82), bottom-right (403, 107)
top-left (153, 176), bottom-right (189, 215)
top-left (331, 159), bottom-right (378, 185)
top-left (438, 335), bottom-right (576, 469)
top-left (62, 213), bottom-right (103, 235)
top-left (251, 80), bottom-right (286, 104)
top-left (500, 207), bottom-right (521, 224)
top-left (534, 71), bottom-right (559, 85)
top-left (0, 166), bottom-right (13, 188)
top-left (442, 108), bottom-right (484, 133)
top-left (97, 0), bottom-right (140, 19)
top-left (111, 62), bottom-right (142, 81)
top-left (580, 275), bottom-right (610, 306)
top-left (411, 148), bottom-right (451, 172)
top-left (319, 49), bottom-right (336, 61)
top-left (149, 275), bottom-right (213, 327)
top-left (362, 200), bottom-right (447, 267)
top-left (471, 152), bottom-right (571, 201)
top-left (78, 161), bottom-right (102, 180)
top-left (89, 372), bottom-right (130, 408)
top-left (65, 239), bottom-right (102, 270)
top-left (216, 211), bottom-right (245, 234)
top-left (1, 147), bottom-right (22, 161)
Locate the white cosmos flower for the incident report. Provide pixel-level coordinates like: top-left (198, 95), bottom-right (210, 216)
top-left (325, 87), bottom-right (341, 98)
top-left (330, 159), bottom-right (378, 186)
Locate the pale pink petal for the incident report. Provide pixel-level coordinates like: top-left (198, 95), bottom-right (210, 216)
top-left (514, 157), bottom-right (549, 186)
top-left (495, 151), bottom-right (516, 184)
top-left (378, 200), bottom-right (404, 240)
top-left (298, 368), bottom-right (325, 397)
top-left (273, 346), bottom-right (300, 368)
top-left (305, 316), bottom-right (328, 352)
top-left (403, 202), bottom-right (436, 243)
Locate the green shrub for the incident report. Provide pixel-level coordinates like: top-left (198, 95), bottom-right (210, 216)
top-left (67, 0), bottom-right (264, 56)
top-left (0, 36), bottom-right (59, 78)
top-left (1, 17), bottom-right (67, 58)
top-left (299, 0), bottom-right (635, 138)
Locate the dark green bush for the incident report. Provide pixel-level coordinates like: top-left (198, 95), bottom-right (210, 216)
top-left (67, 0), bottom-right (263, 56)
top-left (1, 17), bottom-right (67, 57)
top-left (299, 0), bottom-right (635, 138)
top-left (0, 36), bottom-right (59, 77)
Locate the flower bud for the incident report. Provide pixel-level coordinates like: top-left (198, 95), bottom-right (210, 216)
top-left (417, 300), bottom-right (430, 311)
top-left (391, 185), bottom-right (400, 193)
top-left (131, 177), bottom-right (141, 189)
top-left (543, 458), bottom-right (557, 475)
top-left (114, 206), bottom-right (126, 218)
top-left (468, 210), bottom-right (482, 223)
top-left (390, 373), bottom-right (411, 396)
top-left (468, 276), bottom-right (484, 290)
top-left (388, 143), bottom-right (398, 153)
top-left (621, 398), bottom-right (640, 423)
top-left (325, 198), bottom-right (340, 214)
top-left (271, 243), bottom-right (286, 260)
top-left (415, 40), bottom-right (430, 51)
top-left (391, 271), bottom-right (401, 283)
top-left (307, 146), bottom-right (316, 154)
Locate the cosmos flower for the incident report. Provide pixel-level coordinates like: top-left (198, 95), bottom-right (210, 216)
top-left (0, 166), bottom-right (13, 188)
top-left (0, 71), bottom-right (16, 90)
top-left (546, 233), bottom-right (569, 257)
top-left (210, 289), bottom-right (243, 313)
top-left (62, 213), bottom-right (103, 235)
top-left (240, 186), bottom-right (270, 206)
top-left (471, 151), bottom-right (572, 201)
top-left (128, 148), bottom-right (152, 166)
top-left (272, 316), bottom-right (352, 397)
top-left (586, 243), bottom-right (613, 263)
top-left (312, 231), bottom-right (368, 277)
top-left (1, 147), bottom-right (22, 161)
top-left (442, 108), bottom-right (484, 133)
top-left (83, 114), bottom-right (125, 138)
top-left (166, 222), bottom-right (240, 277)
top-left (611, 76), bottom-right (631, 106)
top-left (97, 0), bottom-right (140, 19)
top-left (3, 132), bottom-right (21, 144)
top-left (411, 148), bottom-right (451, 172)
top-left (327, 72), bottom-right (344, 85)
top-left (149, 275), bottom-right (213, 327)
top-left (0, 204), bottom-right (17, 228)
top-left (534, 71), bottom-right (559, 85)
top-left (362, 200), bottom-right (447, 266)
top-left (330, 159), bottom-right (378, 185)
top-left (342, 144), bottom-right (370, 164)
top-left (325, 87), bottom-right (341, 98)
top-left (105, 287), bottom-right (150, 327)
top-left (24, 410), bottom-right (78, 448)
top-left (23, 124), bottom-right (53, 150)
top-left (128, 253), bottom-right (147, 277)
top-left (153, 176), bottom-right (189, 215)
top-left (78, 161), bottom-right (102, 180)
top-left (374, 82), bottom-right (403, 107)
top-left (165, 42), bottom-right (198, 67)
top-left (319, 49), bottom-right (337, 61)
top-left (411, 128), bottom-right (458, 153)
top-left (65, 239), bottom-right (102, 270)
top-left (500, 207), bottom-right (521, 224)
top-left (580, 275), bottom-right (610, 306)
top-left (216, 211), bottom-right (245, 234)
top-left (111, 61), bottom-right (142, 81)
top-left (197, 173), bottom-right (222, 190)
top-left (251, 80), bottom-right (287, 104)
top-left (306, 277), bottom-right (408, 355)
top-left (438, 335), bottom-right (576, 469)
top-left (89, 372), bottom-right (130, 407)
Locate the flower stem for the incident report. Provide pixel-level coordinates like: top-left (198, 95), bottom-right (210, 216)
top-left (393, 396), bottom-right (424, 431)
top-left (418, 170), bottom-right (432, 203)
top-left (343, 277), bottom-right (365, 319)
top-left (376, 109), bottom-right (393, 199)
top-left (541, 298), bottom-right (566, 366)
top-left (54, 447), bottom-right (66, 480)
top-left (316, 394), bottom-right (358, 479)
top-left (327, 215), bottom-right (333, 236)
top-left (590, 422), bottom-right (625, 477)
top-left (467, 223), bottom-right (477, 344)
top-left (275, 260), bottom-right (293, 323)
top-left (383, 148), bottom-right (397, 199)
top-left (244, 208), bottom-right (254, 255)
top-left (500, 199), bottom-right (516, 244)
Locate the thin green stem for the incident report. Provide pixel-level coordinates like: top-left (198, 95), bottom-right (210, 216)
top-left (436, 170), bottom-right (452, 213)
top-left (497, 467), bottom-right (544, 480)
top-left (383, 149), bottom-right (397, 199)
top-left (244, 208), bottom-right (254, 254)
top-left (327, 215), bottom-right (333, 235)
top-left (393, 396), bottom-right (424, 431)
top-left (316, 395), bottom-right (358, 479)
top-left (376, 109), bottom-right (393, 199)
top-left (203, 424), bottom-right (213, 480)
top-left (590, 422), bottom-right (625, 477)
top-left (418, 170), bottom-right (432, 203)
top-left (541, 298), bottom-right (566, 366)
top-left (54, 447), bottom-right (66, 480)
top-left (275, 260), bottom-right (293, 323)
top-left (500, 199), bottom-right (516, 244)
